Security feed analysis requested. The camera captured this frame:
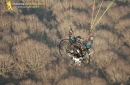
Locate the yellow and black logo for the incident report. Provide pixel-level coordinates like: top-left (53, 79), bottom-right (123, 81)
top-left (6, 0), bottom-right (13, 11)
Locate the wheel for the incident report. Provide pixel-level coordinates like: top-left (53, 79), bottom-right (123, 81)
top-left (82, 55), bottom-right (91, 67)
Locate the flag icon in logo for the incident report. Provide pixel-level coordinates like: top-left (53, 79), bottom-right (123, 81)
top-left (6, 0), bottom-right (13, 11)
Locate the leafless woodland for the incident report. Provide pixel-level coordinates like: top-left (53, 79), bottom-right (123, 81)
top-left (0, 0), bottom-right (130, 85)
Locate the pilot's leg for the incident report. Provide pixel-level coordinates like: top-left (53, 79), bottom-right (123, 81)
top-left (87, 49), bottom-right (91, 55)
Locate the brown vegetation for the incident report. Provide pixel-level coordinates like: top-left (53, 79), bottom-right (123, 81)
top-left (0, 0), bottom-right (130, 85)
